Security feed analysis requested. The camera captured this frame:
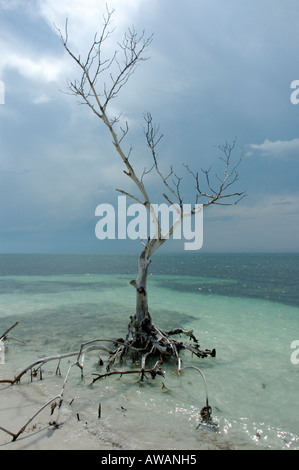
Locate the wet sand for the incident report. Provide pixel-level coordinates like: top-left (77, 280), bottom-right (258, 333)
top-left (0, 364), bottom-right (120, 450)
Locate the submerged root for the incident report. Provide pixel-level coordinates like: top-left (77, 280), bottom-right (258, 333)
top-left (105, 321), bottom-right (216, 370)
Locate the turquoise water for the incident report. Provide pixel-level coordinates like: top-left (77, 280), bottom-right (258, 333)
top-left (0, 253), bottom-right (299, 449)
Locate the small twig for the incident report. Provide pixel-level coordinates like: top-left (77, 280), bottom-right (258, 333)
top-left (0, 322), bottom-right (19, 341)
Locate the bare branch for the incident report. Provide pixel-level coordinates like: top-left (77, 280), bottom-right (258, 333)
top-left (0, 322), bottom-right (19, 342)
top-left (184, 141), bottom-right (246, 210)
top-left (59, 7), bottom-right (245, 262)
top-left (144, 112), bottom-right (183, 211)
top-left (102, 28), bottom-right (153, 109)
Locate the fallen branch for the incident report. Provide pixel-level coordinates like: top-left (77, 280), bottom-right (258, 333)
top-left (0, 351), bottom-right (79, 385)
top-left (0, 337), bottom-right (131, 385)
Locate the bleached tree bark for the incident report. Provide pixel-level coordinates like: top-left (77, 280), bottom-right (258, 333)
top-left (57, 7), bottom-right (245, 358)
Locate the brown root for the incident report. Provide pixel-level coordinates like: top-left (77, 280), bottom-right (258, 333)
top-left (106, 319), bottom-right (216, 369)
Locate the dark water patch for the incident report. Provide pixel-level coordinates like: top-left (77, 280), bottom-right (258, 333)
top-left (1, 252), bottom-right (298, 278)
top-left (2, 303), bottom-right (130, 354)
top-left (156, 277), bottom-right (299, 308)
top-left (1, 252), bottom-right (298, 306)
top-left (0, 253), bottom-right (138, 276)
top-left (0, 278), bottom-right (124, 295)
top-left (1, 303), bottom-right (197, 356)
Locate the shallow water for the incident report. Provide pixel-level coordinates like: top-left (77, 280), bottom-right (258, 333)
top-left (0, 253), bottom-right (299, 450)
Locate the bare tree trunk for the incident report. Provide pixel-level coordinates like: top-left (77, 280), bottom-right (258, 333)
top-left (130, 237), bottom-right (167, 336)
top-left (130, 249), bottom-right (153, 339)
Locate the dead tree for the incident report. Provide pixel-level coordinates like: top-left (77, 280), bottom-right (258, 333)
top-left (0, 10), bottom-right (246, 444)
top-left (57, 7), bottom-right (245, 367)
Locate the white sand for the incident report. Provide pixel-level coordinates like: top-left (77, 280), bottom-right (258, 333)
top-left (0, 364), bottom-right (122, 450)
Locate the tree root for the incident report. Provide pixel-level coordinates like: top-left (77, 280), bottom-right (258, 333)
top-left (92, 360), bottom-right (164, 383)
top-left (106, 321), bottom-right (216, 368)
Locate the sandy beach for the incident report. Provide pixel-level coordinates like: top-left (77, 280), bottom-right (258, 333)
top-left (0, 363), bottom-right (125, 451)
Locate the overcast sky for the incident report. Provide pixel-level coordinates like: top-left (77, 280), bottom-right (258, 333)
top-left (0, 0), bottom-right (299, 253)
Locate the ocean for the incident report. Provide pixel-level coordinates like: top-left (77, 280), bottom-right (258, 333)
top-left (0, 252), bottom-right (299, 450)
